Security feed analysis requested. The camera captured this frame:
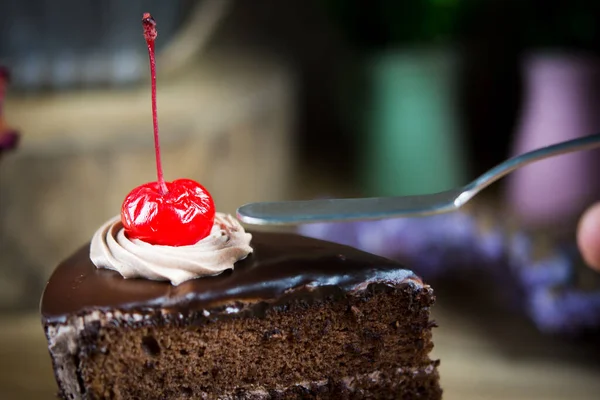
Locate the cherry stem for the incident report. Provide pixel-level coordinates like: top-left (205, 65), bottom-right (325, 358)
top-left (142, 13), bottom-right (168, 195)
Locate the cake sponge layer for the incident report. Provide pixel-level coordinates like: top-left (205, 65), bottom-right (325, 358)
top-left (46, 283), bottom-right (439, 399)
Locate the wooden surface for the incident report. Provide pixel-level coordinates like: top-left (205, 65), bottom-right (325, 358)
top-left (1, 296), bottom-right (598, 399)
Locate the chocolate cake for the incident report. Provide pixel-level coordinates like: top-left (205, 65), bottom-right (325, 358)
top-left (41, 232), bottom-right (441, 399)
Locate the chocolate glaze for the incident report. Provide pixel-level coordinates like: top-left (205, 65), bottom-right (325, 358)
top-left (41, 232), bottom-right (423, 324)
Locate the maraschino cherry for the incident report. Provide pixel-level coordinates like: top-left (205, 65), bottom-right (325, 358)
top-left (121, 13), bottom-right (215, 246)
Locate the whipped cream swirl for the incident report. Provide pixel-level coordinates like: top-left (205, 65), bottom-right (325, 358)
top-left (90, 212), bottom-right (253, 285)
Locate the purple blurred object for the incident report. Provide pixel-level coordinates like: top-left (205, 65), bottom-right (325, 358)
top-left (0, 65), bottom-right (19, 159)
top-left (0, 66), bottom-right (10, 81)
top-left (0, 130), bottom-right (19, 157)
top-left (298, 211), bottom-right (600, 335)
top-left (528, 287), bottom-right (600, 335)
top-left (299, 212), bottom-right (500, 279)
top-left (506, 53), bottom-right (600, 228)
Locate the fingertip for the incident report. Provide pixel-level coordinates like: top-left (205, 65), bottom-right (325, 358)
top-left (577, 202), bottom-right (600, 272)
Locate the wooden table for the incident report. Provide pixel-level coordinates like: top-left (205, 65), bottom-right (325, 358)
top-left (430, 285), bottom-right (600, 400)
top-left (1, 294), bottom-right (598, 400)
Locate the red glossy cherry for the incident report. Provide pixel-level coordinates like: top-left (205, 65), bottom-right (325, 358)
top-left (121, 179), bottom-right (215, 246)
top-left (120, 14), bottom-right (216, 246)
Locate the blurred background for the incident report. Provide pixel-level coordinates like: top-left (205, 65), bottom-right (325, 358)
top-left (1, 0), bottom-right (600, 398)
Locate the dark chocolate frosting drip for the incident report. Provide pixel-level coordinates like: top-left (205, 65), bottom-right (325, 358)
top-left (41, 232), bottom-right (422, 323)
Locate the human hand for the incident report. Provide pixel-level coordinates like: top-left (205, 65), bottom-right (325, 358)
top-left (577, 202), bottom-right (600, 271)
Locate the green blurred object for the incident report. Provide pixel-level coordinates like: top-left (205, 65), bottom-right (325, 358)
top-left (359, 48), bottom-right (467, 196)
top-left (325, 0), bottom-right (600, 197)
top-left (323, 0), bottom-right (472, 196)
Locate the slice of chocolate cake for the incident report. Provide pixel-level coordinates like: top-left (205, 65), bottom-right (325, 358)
top-left (41, 232), bottom-right (441, 399)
